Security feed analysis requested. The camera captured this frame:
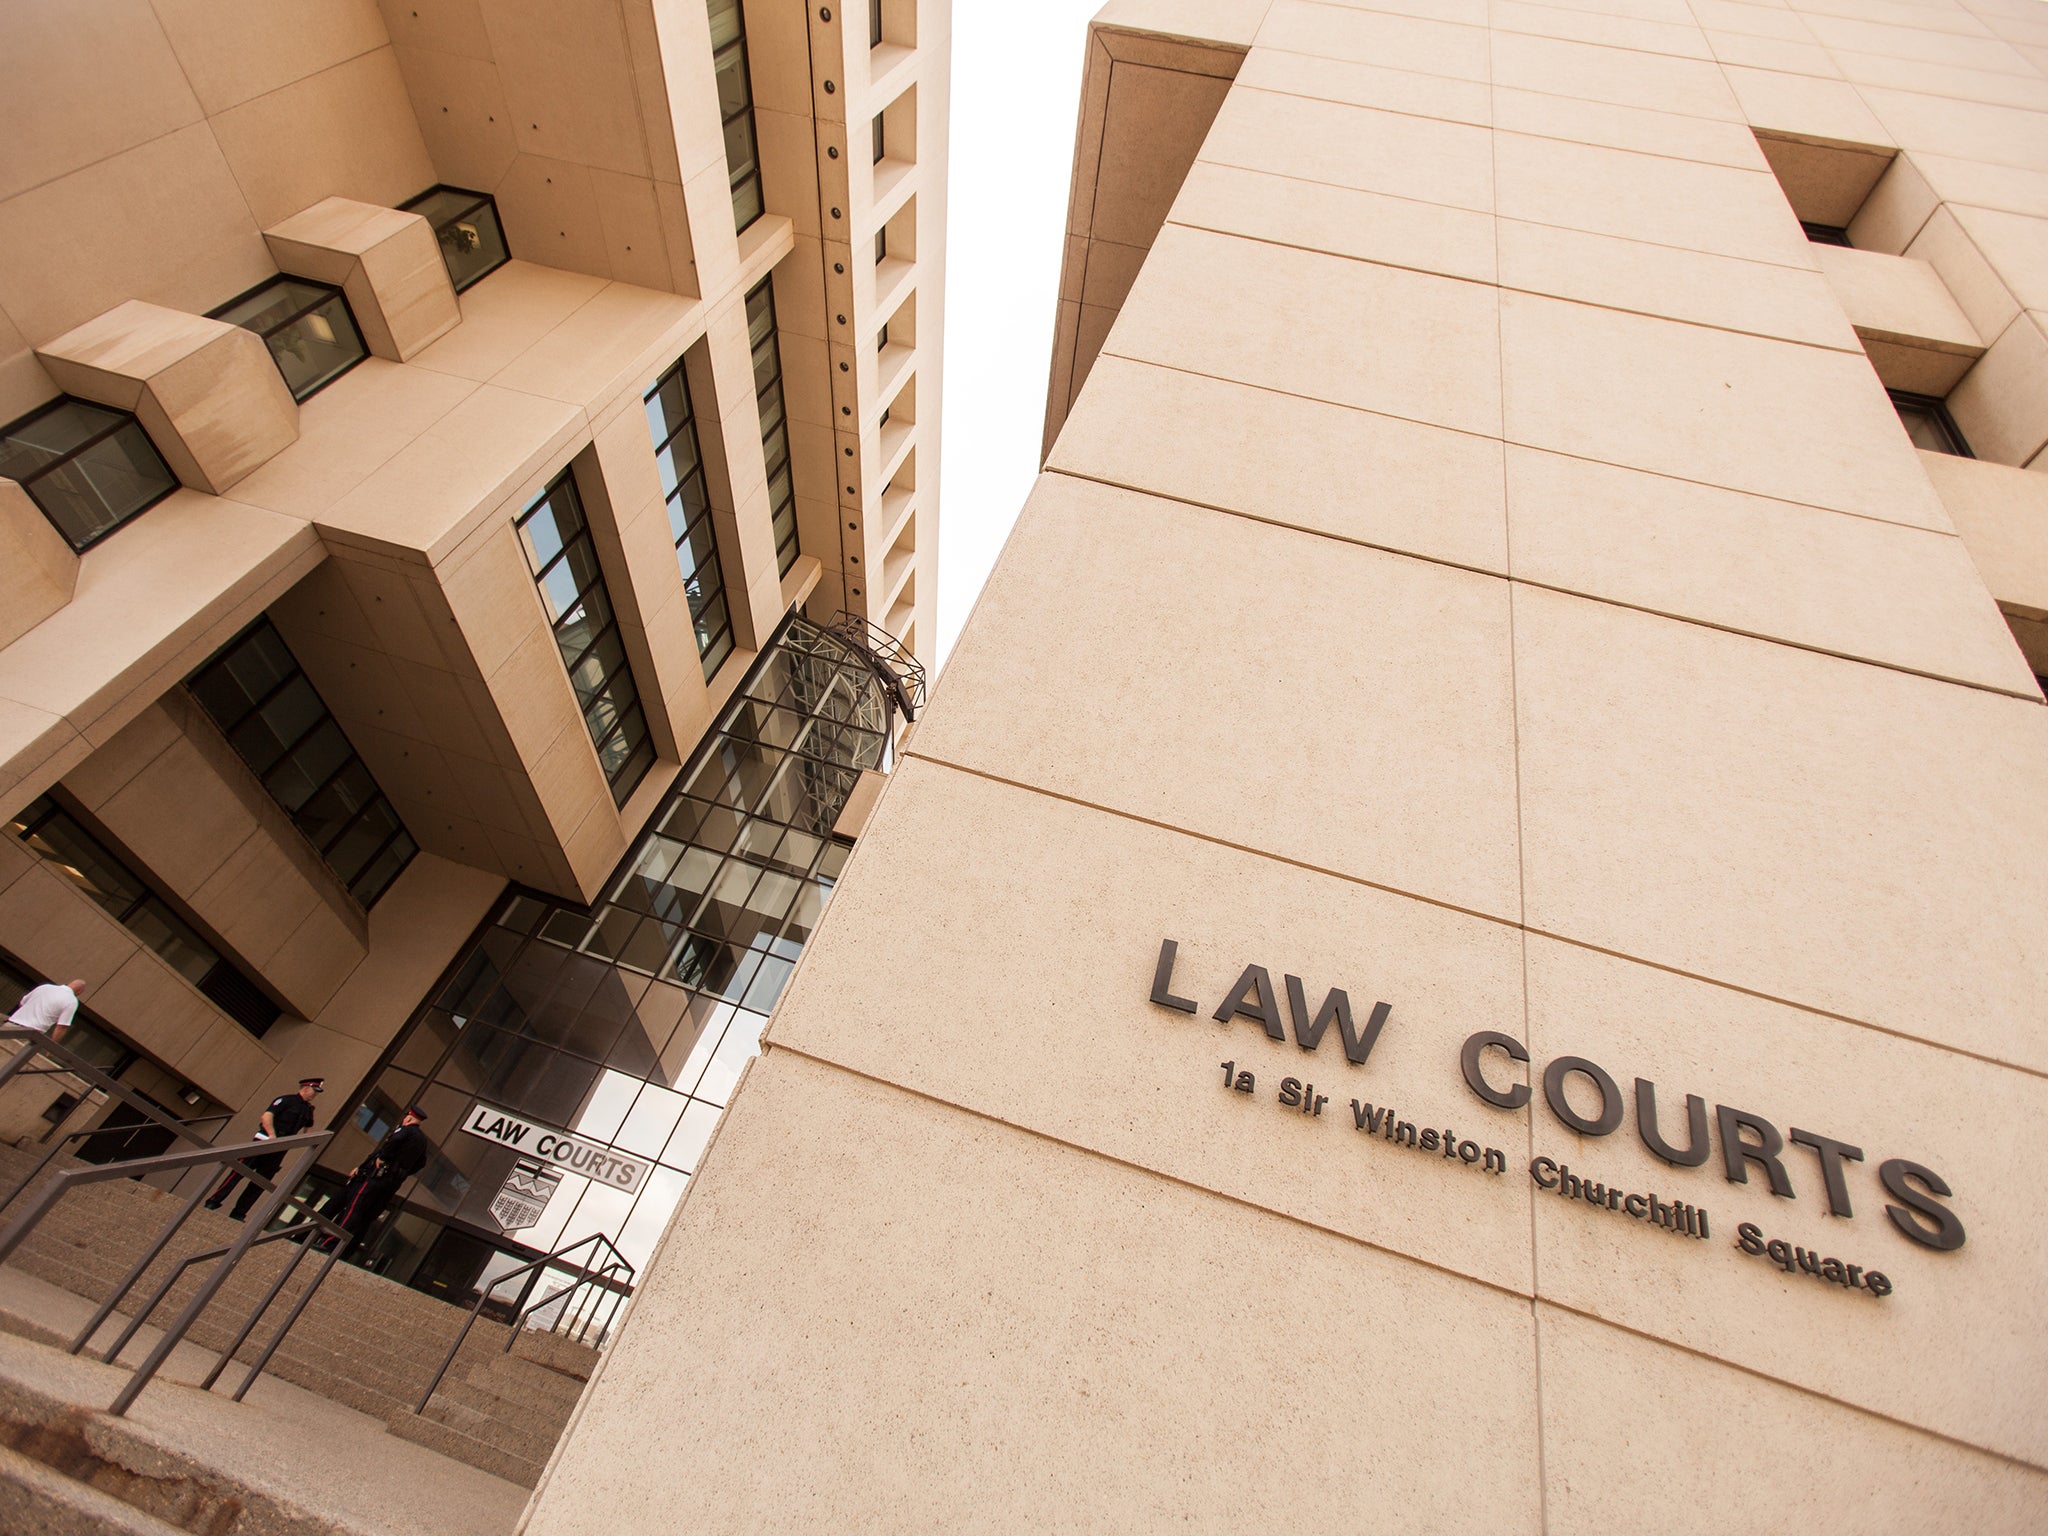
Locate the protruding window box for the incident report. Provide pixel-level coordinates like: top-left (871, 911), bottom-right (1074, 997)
top-left (265, 196), bottom-right (462, 361)
top-left (0, 475), bottom-right (78, 644)
top-left (400, 185), bottom-right (511, 293)
top-left (0, 397), bottom-right (178, 552)
top-left (33, 300), bottom-right (296, 498)
top-left (211, 277), bottom-right (368, 401)
top-left (1813, 245), bottom-right (1985, 396)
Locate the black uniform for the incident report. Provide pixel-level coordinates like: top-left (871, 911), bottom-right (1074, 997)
top-left (330, 1120), bottom-right (430, 1250)
top-left (206, 1092), bottom-right (317, 1220)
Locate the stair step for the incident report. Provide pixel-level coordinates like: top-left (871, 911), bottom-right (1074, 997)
top-left (463, 1355), bottom-right (587, 1414)
top-left (385, 1412), bottom-right (543, 1490)
top-left (508, 1330), bottom-right (600, 1380)
top-left (0, 1440), bottom-right (189, 1536)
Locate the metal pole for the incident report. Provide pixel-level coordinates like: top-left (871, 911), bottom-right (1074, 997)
top-left (233, 1233), bottom-right (348, 1403)
top-left (75, 1182), bottom-right (211, 1358)
top-left (108, 1144), bottom-right (320, 1417)
top-left (200, 1226), bottom-right (315, 1391)
top-left (415, 1289), bottom-right (493, 1415)
top-left (0, 1036), bottom-right (44, 1097)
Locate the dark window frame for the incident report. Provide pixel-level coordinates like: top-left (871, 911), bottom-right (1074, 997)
top-left (209, 275), bottom-right (369, 401)
top-left (515, 470), bottom-right (658, 804)
top-left (644, 359), bottom-right (737, 679)
top-left (1801, 221), bottom-right (1853, 247)
top-left (186, 619), bottom-right (419, 908)
top-left (400, 184), bottom-right (511, 292)
top-left (1888, 389), bottom-right (1974, 458)
top-left (0, 396), bottom-right (178, 554)
top-left (7, 796), bottom-right (281, 1037)
top-left (745, 278), bottom-right (801, 579)
top-left (708, 0), bottom-right (765, 234)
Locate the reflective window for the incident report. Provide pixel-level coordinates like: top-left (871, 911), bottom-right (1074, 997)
top-left (515, 471), bottom-right (656, 804)
top-left (336, 617), bottom-right (890, 1283)
top-left (1889, 390), bottom-right (1973, 457)
top-left (210, 277), bottom-right (367, 400)
top-left (401, 185), bottom-right (510, 292)
top-left (187, 619), bottom-right (418, 906)
top-left (7, 797), bottom-right (280, 1037)
top-left (644, 356), bottom-right (736, 678)
top-left (1801, 222), bottom-right (1853, 247)
top-left (0, 397), bottom-right (177, 552)
top-left (707, 0), bottom-right (764, 232)
top-left (745, 279), bottom-right (800, 578)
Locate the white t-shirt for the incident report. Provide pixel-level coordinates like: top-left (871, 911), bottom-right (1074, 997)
top-left (9, 984), bottom-right (78, 1034)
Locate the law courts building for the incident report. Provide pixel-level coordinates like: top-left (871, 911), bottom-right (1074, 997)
top-left (5, 0), bottom-right (2048, 1528)
top-left (0, 0), bottom-right (946, 1302)
top-left (521, 0), bottom-right (2048, 1529)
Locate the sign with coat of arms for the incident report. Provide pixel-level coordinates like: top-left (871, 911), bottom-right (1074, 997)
top-left (490, 1159), bottom-right (562, 1232)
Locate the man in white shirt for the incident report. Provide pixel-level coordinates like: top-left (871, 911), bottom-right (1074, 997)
top-left (8, 979), bottom-right (86, 1042)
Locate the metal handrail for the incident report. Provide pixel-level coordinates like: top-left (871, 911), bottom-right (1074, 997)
top-left (413, 1231), bottom-right (635, 1415)
top-left (0, 1026), bottom-right (229, 1164)
top-left (512, 1254), bottom-right (631, 1349)
top-left (0, 1071), bottom-right (349, 1415)
top-left (0, 1113), bottom-right (233, 1219)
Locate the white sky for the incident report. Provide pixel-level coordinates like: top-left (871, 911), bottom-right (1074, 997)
top-left (933, 0), bottom-right (1105, 667)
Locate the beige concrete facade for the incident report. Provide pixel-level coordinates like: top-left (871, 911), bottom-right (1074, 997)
top-left (0, 0), bottom-right (945, 1157)
top-left (528, 0), bottom-right (2048, 1530)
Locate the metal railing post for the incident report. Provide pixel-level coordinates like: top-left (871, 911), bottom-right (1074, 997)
top-left (71, 1182), bottom-right (212, 1358)
top-left (231, 1235), bottom-right (350, 1402)
top-left (108, 1143), bottom-right (321, 1417)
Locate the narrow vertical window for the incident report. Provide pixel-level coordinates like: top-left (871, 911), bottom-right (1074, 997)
top-left (745, 279), bottom-right (800, 578)
top-left (7, 797), bottom-right (280, 1036)
top-left (186, 619), bottom-right (419, 907)
top-left (644, 361), bottom-right (736, 679)
top-left (515, 472), bottom-right (657, 803)
top-left (872, 114), bottom-right (885, 165)
top-left (708, 0), bottom-right (764, 233)
top-left (870, 0), bottom-right (883, 47)
top-left (0, 398), bottom-right (177, 552)
top-left (875, 227), bottom-right (887, 265)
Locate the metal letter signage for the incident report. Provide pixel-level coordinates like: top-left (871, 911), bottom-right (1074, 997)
top-left (459, 1101), bottom-right (650, 1194)
top-left (1150, 938), bottom-right (1967, 1283)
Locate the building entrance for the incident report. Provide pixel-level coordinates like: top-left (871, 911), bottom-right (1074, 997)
top-left (321, 616), bottom-right (899, 1304)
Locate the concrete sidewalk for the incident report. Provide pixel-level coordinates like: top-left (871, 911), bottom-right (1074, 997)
top-left (0, 1263), bottom-right (530, 1536)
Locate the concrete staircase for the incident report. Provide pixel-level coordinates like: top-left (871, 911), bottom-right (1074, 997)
top-left (0, 1142), bottom-right (598, 1489)
top-left (385, 1330), bottom-right (598, 1487)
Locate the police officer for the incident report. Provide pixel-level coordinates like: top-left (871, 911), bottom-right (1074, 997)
top-left (328, 1105), bottom-right (430, 1252)
top-left (205, 1077), bottom-right (324, 1221)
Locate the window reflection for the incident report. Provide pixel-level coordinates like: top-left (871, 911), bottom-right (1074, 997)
top-left (337, 618), bottom-right (888, 1299)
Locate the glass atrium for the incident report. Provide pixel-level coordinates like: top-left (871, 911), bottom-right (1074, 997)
top-left (323, 616), bottom-right (893, 1306)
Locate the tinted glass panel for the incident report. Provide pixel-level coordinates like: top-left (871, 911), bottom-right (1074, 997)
top-left (338, 619), bottom-right (894, 1289)
top-left (643, 356), bottom-right (734, 677)
top-left (707, 0), bottom-right (764, 232)
top-left (400, 186), bottom-right (510, 291)
top-left (186, 619), bottom-right (417, 907)
top-left (6, 797), bottom-right (277, 1036)
top-left (514, 471), bottom-right (655, 805)
top-left (212, 277), bottom-right (367, 400)
top-left (0, 399), bottom-right (176, 551)
top-left (744, 279), bottom-right (801, 578)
